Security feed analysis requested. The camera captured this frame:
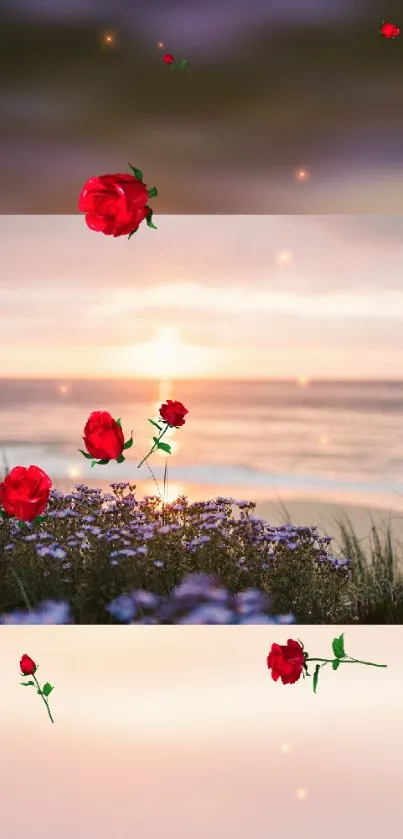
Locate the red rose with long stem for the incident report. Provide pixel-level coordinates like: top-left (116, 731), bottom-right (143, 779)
top-left (137, 401), bottom-right (188, 469)
top-left (267, 635), bottom-right (387, 692)
top-left (20, 654), bottom-right (55, 724)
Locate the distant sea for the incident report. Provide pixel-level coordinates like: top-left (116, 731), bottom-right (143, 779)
top-left (1, 378), bottom-right (403, 508)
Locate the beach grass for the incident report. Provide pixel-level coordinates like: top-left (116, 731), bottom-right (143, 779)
top-left (332, 511), bottom-right (403, 624)
top-left (1, 479), bottom-right (403, 624)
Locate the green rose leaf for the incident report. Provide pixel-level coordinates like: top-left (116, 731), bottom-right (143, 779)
top-left (332, 659), bottom-right (341, 670)
top-left (116, 454), bottom-right (125, 464)
top-left (123, 438), bottom-right (133, 450)
top-left (78, 449), bottom-right (94, 460)
top-left (42, 683), bottom-right (54, 697)
top-left (128, 164), bottom-right (143, 181)
top-left (97, 459), bottom-right (110, 465)
top-left (17, 520), bottom-right (25, 529)
top-left (312, 664), bottom-right (320, 693)
top-left (146, 208), bottom-right (157, 230)
top-left (90, 461), bottom-right (97, 468)
top-left (148, 419), bottom-right (163, 431)
top-left (157, 442), bottom-right (171, 454)
top-left (20, 681), bottom-right (35, 687)
top-left (0, 510), bottom-right (8, 519)
top-left (332, 634), bottom-right (346, 659)
top-left (128, 228), bottom-right (138, 240)
top-left (148, 187), bottom-right (158, 198)
top-left (115, 418), bottom-right (122, 427)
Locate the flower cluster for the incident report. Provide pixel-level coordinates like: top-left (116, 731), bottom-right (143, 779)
top-left (107, 573), bottom-right (295, 624)
top-left (0, 484), bottom-right (351, 624)
top-left (0, 573), bottom-right (294, 625)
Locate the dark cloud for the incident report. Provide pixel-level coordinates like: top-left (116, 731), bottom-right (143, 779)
top-left (1, 2), bottom-right (403, 212)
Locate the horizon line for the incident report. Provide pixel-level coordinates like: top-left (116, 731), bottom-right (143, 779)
top-left (1, 376), bottom-right (403, 384)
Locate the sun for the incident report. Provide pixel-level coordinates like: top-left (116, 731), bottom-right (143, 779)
top-left (152, 326), bottom-right (181, 368)
top-left (125, 326), bottom-right (211, 379)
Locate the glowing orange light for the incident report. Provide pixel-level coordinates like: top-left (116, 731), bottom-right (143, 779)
top-left (98, 30), bottom-right (118, 48)
top-left (297, 376), bottom-right (309, 386)
top-left (67, 467), bottom-right (81, 480)
top-left (157, 41), bottom-right (164, 48)
top-left (295, 167), bottom-right (311, 183)
top-left (275, 250), bottom-right (293, 266)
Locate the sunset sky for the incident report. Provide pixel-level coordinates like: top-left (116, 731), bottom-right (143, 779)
top-left (0, 626), bottom-right (399, 839)
top-left (2, 214), bottom-right (403, 379)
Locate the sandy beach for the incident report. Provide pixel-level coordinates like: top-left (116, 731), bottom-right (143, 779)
top-left (254, 498), bottom-right (403, 557)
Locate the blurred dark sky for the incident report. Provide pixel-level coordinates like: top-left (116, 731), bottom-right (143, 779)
top-left (2, 0), bottom-right (403, 212)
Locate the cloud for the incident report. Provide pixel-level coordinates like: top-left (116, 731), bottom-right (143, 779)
top-left (2, 216), bottom-right (403, 303)
top-left (315, 215), bottom-right (403, 246)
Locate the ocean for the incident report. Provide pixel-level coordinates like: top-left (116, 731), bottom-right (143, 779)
top-left (1, 378), bottom-right (403, 507)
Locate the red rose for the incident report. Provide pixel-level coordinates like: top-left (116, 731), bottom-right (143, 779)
top-left (20, 654), bottom-right (37, 676)
top-left (267, 639), bottom-right (306, 685)
top-left (83, 411), bottom-right (125, 459)
top-left (159, 400), bottom-right (188, 428)
top-left (0, 465), bottom-right (52, 522)
top-left (163, 53), bottom-right (175, 64)
top-left (380, 21), bottom-right (400, 38)
top-left (78, 173), bottom-right (150, 237)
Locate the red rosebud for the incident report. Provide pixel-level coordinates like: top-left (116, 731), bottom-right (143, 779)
top-left (0, 465), bottom-right (52, 522)
top-left (267, 639), bottom-right (305, 685)
top-left (78, 173), bottom-right (150, 237)
top-left (159, 400), bottom-right (188, 428)
top-left (83, 411), bottom-right (125, 460)
top-left (380, 21), bottom-right (400, 38)
top-left (163, 53), bottom-right (175, 65)
top-left (20, 654), bottom-right (37, 676)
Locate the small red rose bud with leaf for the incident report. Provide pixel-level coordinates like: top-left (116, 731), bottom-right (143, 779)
top-left (162, 53), bottom-right (192, 74)
top-left (20, 654), bottom-right (55, 724)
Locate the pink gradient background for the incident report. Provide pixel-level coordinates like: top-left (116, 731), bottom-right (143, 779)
top-left (0, 626), bottom-right (400, 838)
